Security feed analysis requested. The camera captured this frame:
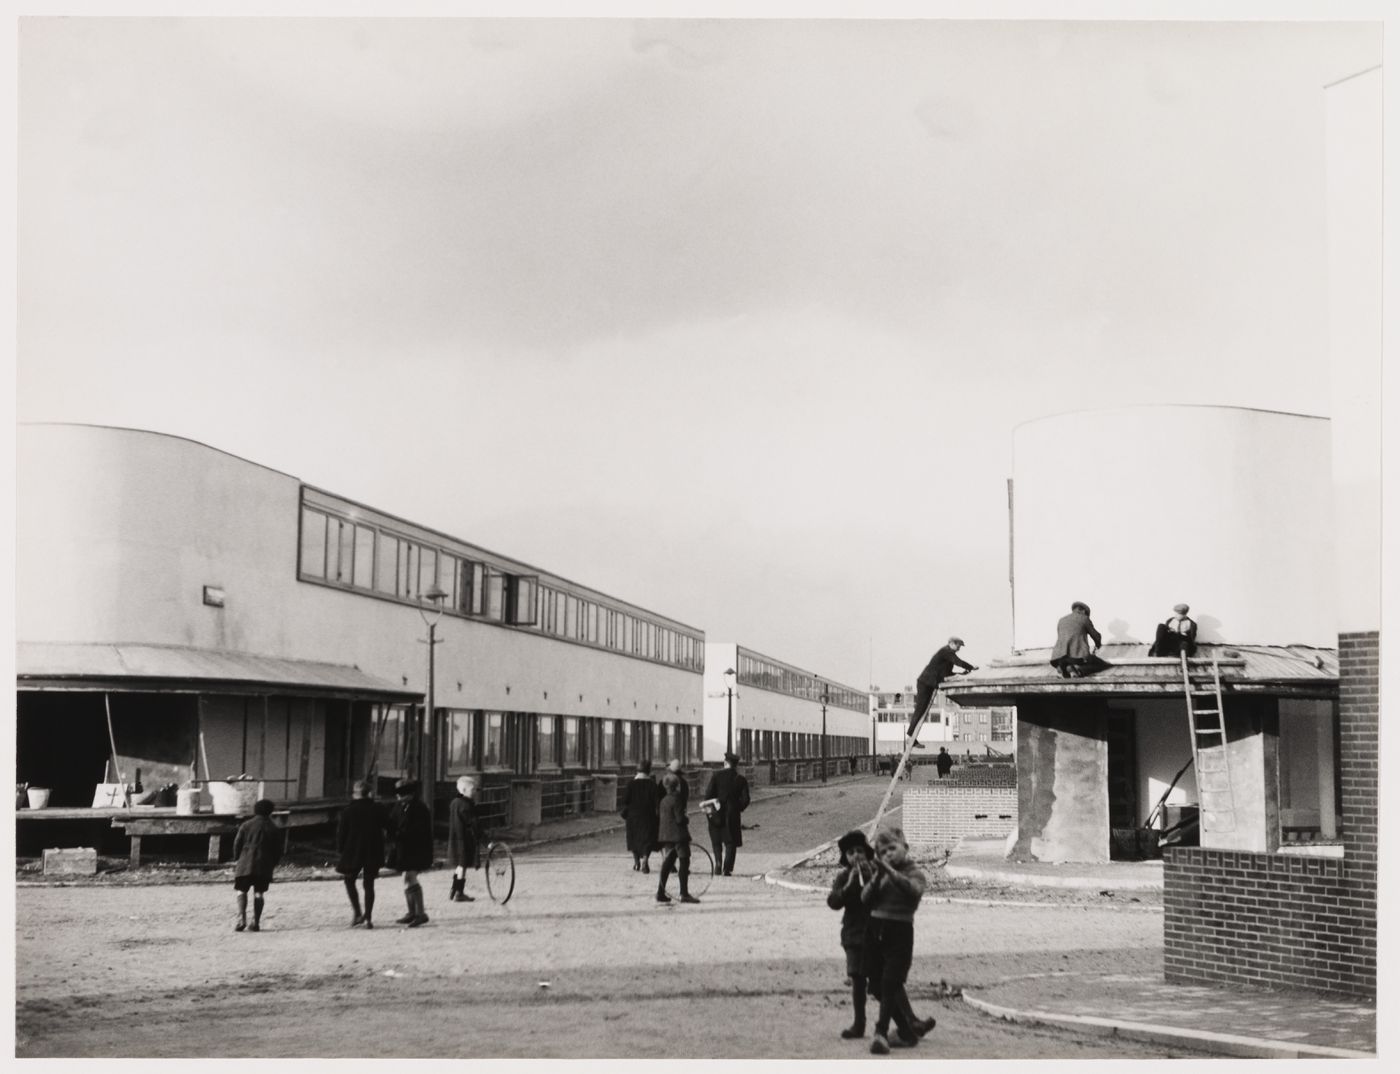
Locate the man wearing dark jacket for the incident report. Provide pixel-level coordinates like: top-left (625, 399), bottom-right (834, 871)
top-left (387, 779), bottom-right (434, 927)
top-left (702, 752), bottom-right (751, 877)
top-left (337, 779), bottom-right (385, 928)
top-left (905, 638), bottom-right (977, 746)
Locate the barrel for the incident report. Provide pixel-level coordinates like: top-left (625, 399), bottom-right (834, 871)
top-left (176, 787), bottom-right (199, 815)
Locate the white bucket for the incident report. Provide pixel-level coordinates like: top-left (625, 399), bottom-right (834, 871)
top-left (26, 787), bottom-right (51, 809)
top-left (175, 787), bottom-right (200, 815)
top-left (208, 780), bottom-right (259, 816)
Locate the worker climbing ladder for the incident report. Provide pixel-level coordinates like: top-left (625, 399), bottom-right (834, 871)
top-left (1181, 651), bottom-right (1235, 835)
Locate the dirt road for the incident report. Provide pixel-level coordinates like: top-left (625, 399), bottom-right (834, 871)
top-left (15, 777), bottom-right (1198, 1059)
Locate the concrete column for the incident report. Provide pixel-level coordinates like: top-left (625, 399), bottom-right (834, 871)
top-left (1012, 699), bottom-right (1109, 863)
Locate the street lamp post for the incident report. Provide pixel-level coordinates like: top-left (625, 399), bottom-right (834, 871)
top-left (723, 667), bottom-right (736, 755)
top-left (418, 582), bottom-right (448, 825)
top-left (820, 684), bottom-right (829, 784)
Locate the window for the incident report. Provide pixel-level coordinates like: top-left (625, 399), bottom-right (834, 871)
top-left (650, 722), bottom-right (661, 760)
top-left (485, 572), bottom-right (505, 620)
top-left (601, 720), bottom-right (616, 765)
top-left (483, 712), bottom-right (505, 768)
top-left (621, 721), bottom-right (634, 763)
top-left (538, 715), bottom-right (558, 767)
top-left (353, 525), bottom-right (375, 589)
top-left (446, 710), bottom-right (475, 771)
top-left (375, 534), bottom-right (398, 594)
top-left (300, 507), bottom-right (328, 578)
top-left (563, 717), bottom-right (580, 765)
top-left (507, 575), bottom-right (539, 626)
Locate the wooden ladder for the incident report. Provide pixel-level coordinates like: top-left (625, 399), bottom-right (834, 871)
top-left (1181, 651), bottom-right (1235, 835)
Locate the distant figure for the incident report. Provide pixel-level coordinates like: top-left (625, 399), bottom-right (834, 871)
top-left (655, 772), bottom-right (700, 904)
top-left (386, 779), bottom-right (433, 927)
top-left (336, 779), bottom-right (385, 928)
top-left (702, 751), bottom-right (751, 877)
top-left (905, 638), bottom-right (977, 747)
top-left (827, 829), bottom-right (876, 1039)
top-left (935, 748), bottom-right (953, 780)
top-left (232, 798), bottom-right (284, 933)
top-left (447, 775), bottom-right (482, 903)
top-left (1050, 602), bottom-right (1103, 678)
top-left (849, 753), bottom-right (859, 776)
top-left (620, 759), bottom-right (662, 873)
top-left (1149, 603), bottom-right (1199, 658)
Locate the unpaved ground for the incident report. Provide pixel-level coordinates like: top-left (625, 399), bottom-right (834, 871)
top-left (15, 778), bottom-right (1197, 1059)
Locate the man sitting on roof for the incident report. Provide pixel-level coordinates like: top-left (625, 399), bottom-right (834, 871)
top-left (1049, 601), bottom-right (1103, 678)
top-left (1149, 603), bottom-right (1198, 658)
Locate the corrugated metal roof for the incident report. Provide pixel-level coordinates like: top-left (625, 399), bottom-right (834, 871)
top-left (941, 642), bottom-right (1336, 701)
top-left (16, 642), bottom-right (419, 698)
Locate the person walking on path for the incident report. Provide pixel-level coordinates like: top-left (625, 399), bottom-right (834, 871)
top-left (1050, 601), bottom-right (1103, 678)
top-left (827, 829), bottom-right (876, 1040)
top-left (702, 751), bottom-right (751, 876)
top-left (336, 779), bottom-right (385, 928)
top-left (620, 759), bottom-right (662, 873)
top-left (655, 771), bottom-right (700, 904)
top-left (447, 775), bottom-right (482, 903)
top-left (232, 798), bottom-right (284, 933)
top-left (905, 638), bottom-right (977, 746)
top-left (862, 827), bottom-right (936, 1054)
top-left (935, 748), bottom-right (953, 780)
top-left (386, 778), bottom-right (434, 927)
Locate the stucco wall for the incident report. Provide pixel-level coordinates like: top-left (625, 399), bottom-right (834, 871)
top-left (1012, 701), bottom-right (1108, 863)
top-left (1011, 406), bottom-right (1334, 650)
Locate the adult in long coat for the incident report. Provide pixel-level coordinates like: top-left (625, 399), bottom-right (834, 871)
top-left (387, 779), bottom-right (434, 927)
top-left (654, 772), bottom-right (699, 904)
top-left (337, 779), bottom-right (385, 927)
top-left (620, 759), bottom-right (662, 873)
top-left (1050, 602), bottom-right (1104, 677)
top-left (702, 752), bottom-right (751, 876)
top-left (447, 775), bottom-right (482, 903)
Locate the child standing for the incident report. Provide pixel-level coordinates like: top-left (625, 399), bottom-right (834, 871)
top-left (827, 829), bottom-right (876, 1039)
top-left (232, 798), bottom-right (285, 932)
top-left (861, 827), bottom-right (937, 1054)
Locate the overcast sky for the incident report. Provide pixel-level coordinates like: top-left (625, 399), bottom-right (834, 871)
top-left (14, 13), bottom-right (1383, 691)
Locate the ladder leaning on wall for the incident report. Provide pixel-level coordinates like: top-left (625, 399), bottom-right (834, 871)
top-left (1181, 651), bottom-right (1235, 835)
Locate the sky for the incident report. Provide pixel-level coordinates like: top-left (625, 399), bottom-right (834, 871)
top-left (12, 10), bottom-right (1385, 693)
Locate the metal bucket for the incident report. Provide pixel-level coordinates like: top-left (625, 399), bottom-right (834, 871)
top-left (176, 787), bottom-right (200, 815)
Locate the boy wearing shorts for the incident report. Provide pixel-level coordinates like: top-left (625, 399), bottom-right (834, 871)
top-left (233, 798), bottom-right (284, 932)
top-left (827, 829), bottom-right (876, 1039)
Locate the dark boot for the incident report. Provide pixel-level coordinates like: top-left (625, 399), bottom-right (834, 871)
top-left (397, 886), bottom-right (416, 924)
top-left (656, 857), bottom-right (673, 902)
top-left (363, 881), bottom-right (376, 928)
top-left (679, 863), bottom-right (700, 904)
top-left (841, 976), bottom-right (867, 1038)
top-left (408, 884), bottom-right (429, 926)
top-left (449, 876), bottom-right (462, 902)
top-left (641, 856), bottom-right (650, 874)
top-left (235, 892), bottom-right (247, 932)
top-left (250, 894), bottom-right (264, 932)
top-left (344, 877), bottom-right (364, 926)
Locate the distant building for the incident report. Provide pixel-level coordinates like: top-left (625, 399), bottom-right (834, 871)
top-left (868, 689), bottom-right (1011, 754)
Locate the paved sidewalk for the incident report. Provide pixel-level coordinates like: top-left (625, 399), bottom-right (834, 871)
top-left (510, 788), bottom-right (1378, 1059)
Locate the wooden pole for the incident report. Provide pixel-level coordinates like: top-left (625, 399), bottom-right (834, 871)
top-left (103, 692), bottom-right (130, 810)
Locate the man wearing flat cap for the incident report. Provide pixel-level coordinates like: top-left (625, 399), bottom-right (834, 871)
top-left (386, 778), bottom-right (434, 927)
top-left (702, 751), bottom-right (751, 876)
top-left (1150, 603), bottom-right (1198, 658)
top-left (905, 637), bottom-right (977, 747)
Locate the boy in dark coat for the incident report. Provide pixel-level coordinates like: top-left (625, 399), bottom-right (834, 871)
top-left (862, 827), bottom-right (936, 1054)
top-left (702, 751), bottom-right (751, 876)
top-left (828, 829), bottom-right (876, 1039)
top-left (337, 779), bottom-right (385, 928)
top-left (448, 775), bottom-right (482, 903)
top-left (232, 798), bottom-right (284, 933)
top-left (655, 772), bottom-right (699, 904)
top-left (620, 759), bottom-right (662, 873)
top-left (387, 779), bottom-right (434, 927)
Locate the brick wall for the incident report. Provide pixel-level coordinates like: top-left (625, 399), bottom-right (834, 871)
top-left (939, 763), bottom-right (1017, 788)
top-left (903, 785), bottom-right (1017, 849)
top-left (1161, 631), bottom-right (1378, 998)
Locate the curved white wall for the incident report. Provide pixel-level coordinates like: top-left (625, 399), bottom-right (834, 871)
top-left (1011, 406), bottom-right (1335, 650)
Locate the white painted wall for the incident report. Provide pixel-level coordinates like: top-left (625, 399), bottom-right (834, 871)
top-left (17, 425), bottom-right (701, 728)
top-left (1012, 406), bottom-right (1335, 650)
top-left (1325, 68), bottom-right (1382, 635)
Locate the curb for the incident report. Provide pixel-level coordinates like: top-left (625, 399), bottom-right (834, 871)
top-left (961, 991), bottom-right (1375, 1060)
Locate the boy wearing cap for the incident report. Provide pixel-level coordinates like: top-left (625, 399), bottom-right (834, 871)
top-left (905, 638), bottom-right (977, 746)
top-left (1150, 603), bottom-right (1198, 658)
top-left (387, 779), bottom-right (434, 927)
top-left (862, 827), bottom-right (937, 1054)
top-left (232, 798), bottom-right (284, 933)
top-left (827, 830), bottom-right (876, 1039)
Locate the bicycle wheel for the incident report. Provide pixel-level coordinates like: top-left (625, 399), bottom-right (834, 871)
top-left (485, 841), bottom-right (515, 905)
top-left (684, 844), bottom-right (714, 898)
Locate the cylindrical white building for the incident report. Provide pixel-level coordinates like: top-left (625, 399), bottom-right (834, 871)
top-left (1011, 405), bottom-right (1335, 651)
